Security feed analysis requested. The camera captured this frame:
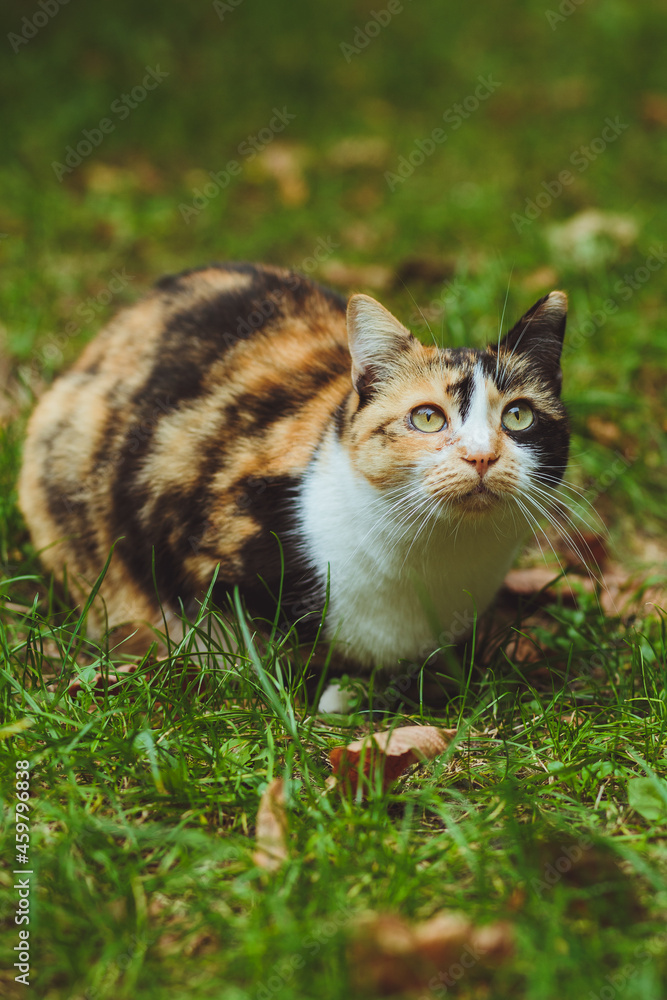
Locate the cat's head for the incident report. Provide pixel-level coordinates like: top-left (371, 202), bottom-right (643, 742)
top-left (342, 290), bottom-right (569, 520)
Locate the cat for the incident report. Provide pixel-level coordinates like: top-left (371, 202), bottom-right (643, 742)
top-left (19, 262), bottom-right (569, 698)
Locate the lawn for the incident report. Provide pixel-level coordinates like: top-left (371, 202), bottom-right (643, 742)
top-left (1, 1), bottom-right (667, 997)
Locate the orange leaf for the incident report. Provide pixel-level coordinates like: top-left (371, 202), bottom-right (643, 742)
top-left (253, 778), bottom-right (288, 871)
top-left (329, 725), bottom-right (456, 793)
top-left (349, 910), bottom-right (514, 995)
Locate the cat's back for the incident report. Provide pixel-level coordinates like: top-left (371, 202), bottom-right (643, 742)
top-left (19, 262), bottom-right (351, 631)
top-left (47, 261), bottom-right (349, 403)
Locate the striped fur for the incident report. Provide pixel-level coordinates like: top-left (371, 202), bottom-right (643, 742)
top-left (19, 263), bottom-right (570, 670)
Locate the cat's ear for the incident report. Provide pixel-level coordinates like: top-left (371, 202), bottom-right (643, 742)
top-left (498, 291), bottom-right (568, 380)
top-left (347, 294), bottom-right (414, 399)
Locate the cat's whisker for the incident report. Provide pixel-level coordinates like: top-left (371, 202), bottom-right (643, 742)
top-left (510, 494), bottom-right (556, 573)
top-left (523, 492), bottom-right (590, 566)
top-left (525, 479), bottom-right (604, 542)
top-left (495, 266), bottom-right (514, 382)
top-left (341, 485), bottom-right (430, 568)
top-left (400, 500), bottom-right (443, 570)
top-left (533, 474), bottom-right (599, 508)
top-left (520, 496), bottom-right (614, 618)
top-left (527, 488), bottom-right (604, 546)
top-left (534, 469), bottom-right (598, 497)
top-left (520, 489), bottom-right (607, 602)
top-left (505, 309), bottom-right (540, 366)
top-left (385, 495), bottom-right (439, 554)
top-left (510, 494), bottom-right (577, 599)
top-left (526, 482), bottom-right (605, 542)
top-left (394, 273), bottom-right (437, 348)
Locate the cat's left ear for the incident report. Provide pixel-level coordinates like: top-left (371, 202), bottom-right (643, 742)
top-left (347, 294), bottom-right (414, 399)
top-left (498, 290), bottom-right (568, 388)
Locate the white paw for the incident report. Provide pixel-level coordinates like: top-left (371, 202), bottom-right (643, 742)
top-left (317, 679), bottom-right (366, 714)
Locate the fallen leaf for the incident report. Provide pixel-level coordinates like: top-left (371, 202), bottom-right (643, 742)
top-left (546, 209), bottom-right (638, 269)
top-left (503, 567), bottom-right (563, 597)
top-left (586, 415), bottom-right (622, 448)
top-left (329, 725), bottom-right (456, 793)
top-left (532, 834), bottom-right (645, 925)
top-left (641, 92), bottom-right (667, 128)
top-left (521, 265), bottom-right (559, 293)
top-left (253, 777), bottom-right (288, 871)
top-left (254, 143), bottom-right (308, 206)
top-left (349, 910), bottom-right (514, 995)
top-left (319, 260), bottom-right (392, 291)
top-left (504, 631), bottom-right (544, 664)
top-left (339, 222), bottom-right (380, 251)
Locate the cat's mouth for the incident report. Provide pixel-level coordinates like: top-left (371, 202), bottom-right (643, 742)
top-left (456, 482), bottom-right (500, 507)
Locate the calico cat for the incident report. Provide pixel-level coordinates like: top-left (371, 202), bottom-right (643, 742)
top-left (19, 262), bottom-right (569, 682)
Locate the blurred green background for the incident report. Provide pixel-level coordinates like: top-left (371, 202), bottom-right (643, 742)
top-left (1, 8), bottom-right (667, 999)
top-left (1, 0), bottom-right (666, 536)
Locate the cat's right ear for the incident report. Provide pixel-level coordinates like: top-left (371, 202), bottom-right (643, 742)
top-left (498, 291), bottom-right (568, 369)
top-left (346, 294), bottom-right (414, 399)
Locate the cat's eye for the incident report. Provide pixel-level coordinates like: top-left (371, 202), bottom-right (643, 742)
top-left (502, 401), bottom-right (534, 432)
top-left (410, 405), bottom-right (446, 433)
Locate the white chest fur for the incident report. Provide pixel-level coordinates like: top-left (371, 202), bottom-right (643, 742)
top-left (296, 433), bottom-right (526, 671)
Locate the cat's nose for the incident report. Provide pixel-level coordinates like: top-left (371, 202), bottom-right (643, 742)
top-left (462, 453), bottom-right (499, 478)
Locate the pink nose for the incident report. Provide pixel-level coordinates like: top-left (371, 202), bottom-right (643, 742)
top-left (462, 453), bottom-right (499, 478)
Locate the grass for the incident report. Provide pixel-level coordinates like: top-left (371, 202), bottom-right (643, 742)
top-left (1, 1), bottom-right (667, 997)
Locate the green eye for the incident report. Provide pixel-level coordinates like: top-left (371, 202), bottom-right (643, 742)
top-left (410, 405), bottom-right (446, 433)
top-left (502, 401), bottom-right (534, 432)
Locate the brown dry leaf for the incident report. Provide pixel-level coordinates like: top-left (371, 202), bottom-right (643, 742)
top-left (329, 725), bottom-right (456, 793)
top-left (255, 143), bottom-right (308, 206)
top-left (319, 260), bottom-right (392, 291)
top-left (339, 221), bottom-right (380, 251)
top-left (546, 209), bottom-right (639, 268)
top-left (521, 265), bottom-right (559, 293)
top-left (559, 531), bottom-right (608, 571)
top-left (641, 92), bottom-right (667, 128)
top-left (586, 415), bottom-right (622, 448)
top-left (253, 777), bottom-right (288, 871)
top-left (505, 631), bottom-right (544, 664)
top-left (349, 910), bottom-right (514, 995)
top-left (503, 567), bottom-right (563, 597)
